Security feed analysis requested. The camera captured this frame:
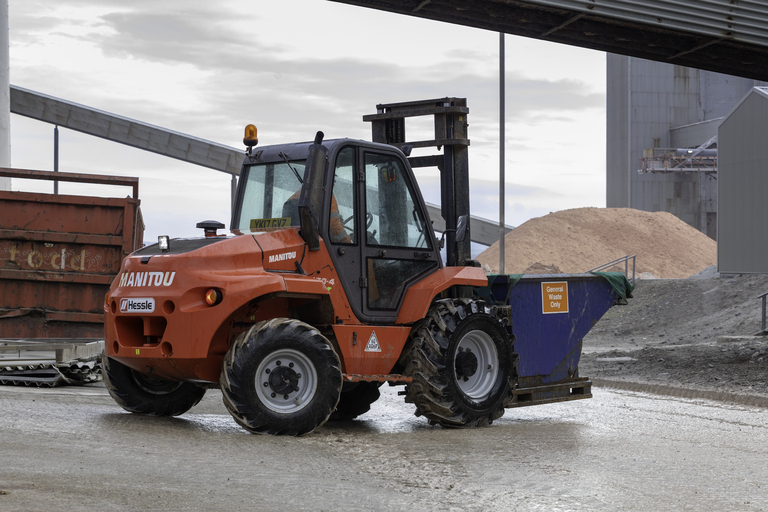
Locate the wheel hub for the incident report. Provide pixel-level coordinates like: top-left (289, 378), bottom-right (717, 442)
top-left (455, 349), bottom-right (479, 379)
top-left (454, 330), bottom-right (500, 401)
top-left (255, 348), bottom-right (318, 414)
top-left (268, 365), bottom-right (300, 395)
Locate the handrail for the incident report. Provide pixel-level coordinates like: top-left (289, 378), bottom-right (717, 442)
top-left (587, 255), bottom-right (637, 284)
top-left (758, 291), bottom-right (768, 332)
top-left (0, 166), bottom-right (139, 199)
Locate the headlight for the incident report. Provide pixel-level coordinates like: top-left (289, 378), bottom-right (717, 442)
top-left (205, 288), bottom-right (223, 306)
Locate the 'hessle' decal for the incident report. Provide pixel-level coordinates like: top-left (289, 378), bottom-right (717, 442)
top-left (120, 298), bottom-right (155, 313)
top-left (119, 271), bottom-right (176, 287)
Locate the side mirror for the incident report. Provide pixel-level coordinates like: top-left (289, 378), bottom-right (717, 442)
top-left (456, 214), bottom-right (469, 243)
top-left (298, 131), bottom-right (327, 251)
top-left (380, 164), bottom-right (397, 183)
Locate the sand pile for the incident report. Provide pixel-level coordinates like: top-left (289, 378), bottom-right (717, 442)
top-left (476, 207), bottom-right (716, 279)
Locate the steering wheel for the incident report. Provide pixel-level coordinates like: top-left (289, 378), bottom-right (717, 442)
top-left (343, 213), bottom-right (374, 229)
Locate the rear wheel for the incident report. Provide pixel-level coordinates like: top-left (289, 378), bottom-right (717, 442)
top-left (329, 382), bottom-right (381, 421)
top-left (403, 299), bottom-right (518, 428)
top-left (102, 356), bottom-right (206, 416)
top-left (220, 318), bottom-right (342, 435)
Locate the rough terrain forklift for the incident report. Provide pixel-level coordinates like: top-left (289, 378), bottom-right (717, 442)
top-left (102, 99), bottom-right (575, 435)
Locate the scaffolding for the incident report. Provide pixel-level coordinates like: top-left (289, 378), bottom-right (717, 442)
top-left (639, 148), bottom-right (717, 174)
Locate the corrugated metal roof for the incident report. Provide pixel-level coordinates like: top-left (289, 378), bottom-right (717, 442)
top-left (531, 0), bottom-right (768, 48)
top-left (331, 0), bottom-right (768, 81)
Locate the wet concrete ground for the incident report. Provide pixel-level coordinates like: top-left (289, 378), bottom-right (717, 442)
top-left (1, 383), bottom-right (766, 511)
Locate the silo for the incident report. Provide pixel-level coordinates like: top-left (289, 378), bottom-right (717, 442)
top-left (606, 55), bottom-right (765, 239)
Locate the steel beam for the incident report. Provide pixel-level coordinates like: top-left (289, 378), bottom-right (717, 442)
top-left (425, 203), bottom-right (513, 247)
top-left (10, 86), bottom-right (244, 176)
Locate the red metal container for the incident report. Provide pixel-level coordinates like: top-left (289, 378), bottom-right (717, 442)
top-left (0, 167), bottom-right (143, 338)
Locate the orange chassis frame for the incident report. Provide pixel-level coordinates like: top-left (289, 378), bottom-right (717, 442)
top-left (104, 228), bottom-right (487, 384)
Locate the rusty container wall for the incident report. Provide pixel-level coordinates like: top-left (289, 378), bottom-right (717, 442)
top-left (0, 167), bottom-right (143, 338)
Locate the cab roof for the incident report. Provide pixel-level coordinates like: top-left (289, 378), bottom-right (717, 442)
top-left (241, 138), bottom-right (405, 166)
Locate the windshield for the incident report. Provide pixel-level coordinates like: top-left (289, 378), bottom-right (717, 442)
top-left (235, 161), bottom-right (305, 231)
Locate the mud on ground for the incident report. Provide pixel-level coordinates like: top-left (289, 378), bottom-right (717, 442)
top-left (581, 270), bottom-right (768, 399)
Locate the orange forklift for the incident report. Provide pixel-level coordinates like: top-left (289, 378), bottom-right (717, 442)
top-left (103, 99), bottom-right (615, 435)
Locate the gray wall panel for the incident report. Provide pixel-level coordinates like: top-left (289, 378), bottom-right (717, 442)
top-left (606, 53), bottom-right (630, 207)
top-left (718, 89), bottom-right (768, 273)
top-left (669, 119), bottom-right (720, 148)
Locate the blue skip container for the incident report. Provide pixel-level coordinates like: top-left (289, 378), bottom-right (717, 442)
top-left (475, 272), bottom-right (633, 408)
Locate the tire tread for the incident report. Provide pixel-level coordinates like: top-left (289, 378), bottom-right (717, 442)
top-left (403, 299), bottom-right (519, 428)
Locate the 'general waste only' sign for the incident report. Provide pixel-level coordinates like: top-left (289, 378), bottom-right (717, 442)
top-left (541, 281), bottom-right (569, 314)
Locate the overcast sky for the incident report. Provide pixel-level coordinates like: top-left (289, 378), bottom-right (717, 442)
top-left (8, 0), bottom-right (606, 244)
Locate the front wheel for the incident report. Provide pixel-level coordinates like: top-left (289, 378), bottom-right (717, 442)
top-left (403, 299), bottom-right (518, 428)
top-left (220, 318), bottom-right (342, 435)
top-left (102, 356), bottom-right (206, 416)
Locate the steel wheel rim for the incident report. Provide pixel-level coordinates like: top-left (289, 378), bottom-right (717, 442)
top-left (255, 348), bottom-right (318, 414)
top-left (455, 329), bottom-right (499, 400)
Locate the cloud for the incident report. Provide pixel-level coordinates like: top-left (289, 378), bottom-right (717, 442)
top-left (86, 8), bottom-right (603, 116)
top-left (96, 10), bottom-right (273, 65)
top-left (9, 0), bottom-right (608, 239)
top-left (12, 1), bottom-right (603, 145)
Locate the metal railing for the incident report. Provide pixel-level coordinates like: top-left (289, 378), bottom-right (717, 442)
top-left (758, 291), bottom-right (768, 333)
top-left (588, 255), bottom-right (637, 284)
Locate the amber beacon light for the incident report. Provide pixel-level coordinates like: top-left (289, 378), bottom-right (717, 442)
top-left (243, 124), bottom-right (258, 149)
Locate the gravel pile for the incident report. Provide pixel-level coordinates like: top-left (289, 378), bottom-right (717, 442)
top-left (582, 272), bottom-right (768, 399)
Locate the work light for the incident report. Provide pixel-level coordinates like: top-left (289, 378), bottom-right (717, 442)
top-left (158, 235), bottom-right (170, 253)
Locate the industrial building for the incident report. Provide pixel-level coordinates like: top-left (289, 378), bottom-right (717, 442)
top-left (606, 55), bottom-right (767, 240)
top-left (718, 86), bottom-right (768, 274)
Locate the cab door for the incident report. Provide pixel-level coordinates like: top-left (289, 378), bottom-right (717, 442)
top-left (325, 143), bottom-right (440, 324)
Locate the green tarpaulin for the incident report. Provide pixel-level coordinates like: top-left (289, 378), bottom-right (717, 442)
top-left (589, 271), bottom-right (635, 301)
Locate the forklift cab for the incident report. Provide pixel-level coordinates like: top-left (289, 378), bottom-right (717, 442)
top-left (232, 136), bottom-right (442, 324)
top-left (325, 142), bottom-right (440, 322)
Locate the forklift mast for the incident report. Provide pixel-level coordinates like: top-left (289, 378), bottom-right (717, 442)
top-left (363, 98), bottom-right (471, 267)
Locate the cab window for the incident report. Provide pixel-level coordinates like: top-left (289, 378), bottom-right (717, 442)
top-left (364, 153), bottom-right (431, 249)
top-left (236, 161), bottom-right (305, 231)
top-left (328, 147), bottom-right (356, 244)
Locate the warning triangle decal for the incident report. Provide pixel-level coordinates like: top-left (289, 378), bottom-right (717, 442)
top-left (365, 331), bottom-right (381, 352)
